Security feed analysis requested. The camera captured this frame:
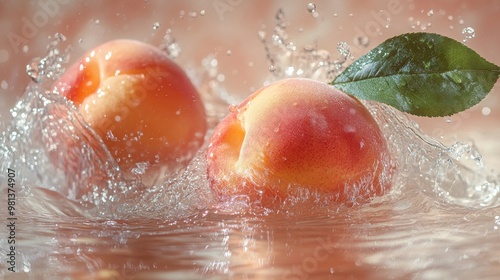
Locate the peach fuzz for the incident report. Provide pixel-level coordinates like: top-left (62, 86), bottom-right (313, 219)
top-left (207, 78), bottom-right (393, 204)
top-left (56, 39), bottom-right (207, 183)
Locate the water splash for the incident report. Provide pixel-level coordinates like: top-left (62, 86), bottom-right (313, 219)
top-left (255, 9), bottom-right (500, 208)
top-left (25, 33), bottom-right (71, 83)
top-left (258, 10), bottom-right (350, 82)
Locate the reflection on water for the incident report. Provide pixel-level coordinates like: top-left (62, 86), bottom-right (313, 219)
top-left (2, 185), bottom-right (500, 279)
top-left (1, 8), bottom-right (500, 280)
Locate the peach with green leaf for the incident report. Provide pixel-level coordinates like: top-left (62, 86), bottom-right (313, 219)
top-left (207, 78), bottom-right (393, 204)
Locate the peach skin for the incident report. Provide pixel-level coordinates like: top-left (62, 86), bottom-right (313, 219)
top-left (56, 39), bottom-right (207, 184)
top-left (207, 78), bottom-right (393, 205)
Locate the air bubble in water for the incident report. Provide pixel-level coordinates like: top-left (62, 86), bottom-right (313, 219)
top-left (462, 27), bottom-right (475, 42)
top-left (306, 3), bottom-right (316, 13)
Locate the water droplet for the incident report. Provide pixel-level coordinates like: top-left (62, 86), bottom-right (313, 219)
top-left (217, 74), bottom-right (225, 82)
top-left (160, 29), bottom-right (181, 58)
top-left (268, 65), bottom-right (277, 72)
top-left (104, 51), bottom-right (112, 60)
top-left (22, 45), bottom-right (29, 53)
top-left (226, 50), bottom-right (232, 56)
top-left (355, 36), bottom-right (370, 48)
top-left (427, 9), bottom-right (434, 16)
top-left (1, 80), bottom-right (8, 89)
top-left (26, 57), bottom-right (41, 82)
top-left (306, 3), bottom-right (316, 13)
top-left (481, 107), bottom-right (491, 116)
top-left (200, 10), bottom-right (206, 16)
top-left (258, 30), bottom-right (266, 41)
top-left (459, 19), bottom-right (464, 25)
top-left (448, 15), bottom-right (453, 21)
top-left (276, 8), bottom-right (285, 21)
top-left (189, 11), bottom-right (198, 18)
top-left (175, 109), bottom-right (181, 116)
top-left (462, 27), bottom-right (475, 42)
top-left (153, 22), bottom-right (160, 30)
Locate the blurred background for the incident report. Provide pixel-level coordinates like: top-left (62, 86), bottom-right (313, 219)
top-left (1, 0), bottom-right (499, 166)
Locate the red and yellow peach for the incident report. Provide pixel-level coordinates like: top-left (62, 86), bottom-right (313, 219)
top-left (207, 78), bottom-right (392, 204)
top-left (56, 39), bottom-right (207, 183)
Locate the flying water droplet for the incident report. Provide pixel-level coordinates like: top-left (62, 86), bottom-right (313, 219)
top-left (153, 22), bottom-right (160, 30)
top-left (160, 29), bottom-right (181, 58)
top-left (481, 107), bottom-right (491, 116)
top-left (462, 27), bottom-right (475, 43)
top-left (306, 3), bottom-right (316, 13)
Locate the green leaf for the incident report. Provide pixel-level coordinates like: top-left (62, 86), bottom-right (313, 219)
top-left (331, 32), bottom-right (500, 117)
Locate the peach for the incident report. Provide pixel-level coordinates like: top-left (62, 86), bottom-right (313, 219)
top-left (207, 78), bottom-right (392, 204)
top-left (56, 39), bottom-right (207, 183)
